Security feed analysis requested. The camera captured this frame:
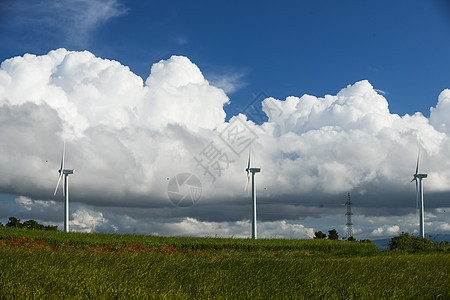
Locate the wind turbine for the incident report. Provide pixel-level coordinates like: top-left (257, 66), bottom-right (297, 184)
top-left (245, 148), bottom-right (260, 239)
top-left (411, 147), bottom-right (427, 238)
top-left (53, 142), bottom-right (74, 233)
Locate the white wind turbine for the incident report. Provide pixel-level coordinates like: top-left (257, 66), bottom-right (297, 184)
top-left (244, 148), bottom-right (261, 239)
top-left (411, 147), bottom-right (427, 238)
top-left (53, 142), bottom-right (74, 233)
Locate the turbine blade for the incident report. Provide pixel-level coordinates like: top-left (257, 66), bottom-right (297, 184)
top-left (244, 175), bottom-right (249, 192)
top-left (54, 142), bottom-right (66, 196)
top-left (247, 149), bottom-right (251, 170)
top-left (53, 173), bottom-right (63, 196)
top-left (61, 141), bottom-right (66, 172)
top-left (245, 146), bottom-right (251, 193)
top-left (415, 146), bottom-right (420, 175)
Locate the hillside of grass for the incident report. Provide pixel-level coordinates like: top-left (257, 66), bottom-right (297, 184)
top-left (0, 228), bottom-right (448, 299)
top-left (0, 227), bottom-right (379, 256)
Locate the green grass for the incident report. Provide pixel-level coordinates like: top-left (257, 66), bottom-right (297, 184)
top-left (0, 228), bottom-right (449, 299)
top-left (0, 227), bottom-right (379, 256)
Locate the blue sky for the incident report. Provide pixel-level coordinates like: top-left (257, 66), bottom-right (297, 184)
top-left (1, 0), bottom-right (449, 117)
top-left (0, 0), bottom-right (449, 239)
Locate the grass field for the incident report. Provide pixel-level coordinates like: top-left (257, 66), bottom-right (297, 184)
top-left (0, 228), bottom-right (449, 299)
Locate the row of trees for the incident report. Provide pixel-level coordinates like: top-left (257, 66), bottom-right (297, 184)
top-left (0, 217), bottom-right (57, 231)
top-left (314, 229), bottom-right (373, 243)
top-left (314, 229), bottom-right (341, 240)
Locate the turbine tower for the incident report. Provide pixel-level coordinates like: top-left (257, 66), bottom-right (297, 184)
top-left (411, 148), bottom-right (427, 238)
top-left (345, 192), bottom-right (353, 240)
top-left (244, 149), bottom-right (260, 239)
top-left (53, 142), bottom-right (74, 233)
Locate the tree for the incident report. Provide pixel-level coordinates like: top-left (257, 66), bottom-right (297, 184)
top-left (347, 236), bottom-right (356, 242)
top-left (4, 217), bottom-right (57, 231)
top-left (328, 229), bottom-right (339, 240)
top-left (44, 225), bottom-right (58, 231)
top-left (6, 217), bottom-right (22, 228)
top-left (314, 231), bottom-right (327, 239)
top-left (22, 220), bottom-right (44, 230)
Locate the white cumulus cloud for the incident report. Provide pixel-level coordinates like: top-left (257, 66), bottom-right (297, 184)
top-left (0, 49), bottom-right (449, 238)
top-left (371, 225), bottom-right (401, 237)
top-left (430, 89), bottom-right (450, 134)
top-left (71, 208), bottom-right (113, 233)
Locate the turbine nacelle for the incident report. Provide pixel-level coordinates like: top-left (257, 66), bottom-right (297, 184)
top-left (414, 174), bottom-right (427, 179)
top-left (62, 169), bottom-right (74, 175)
top-left (246, 167), bottom-right (261, 174)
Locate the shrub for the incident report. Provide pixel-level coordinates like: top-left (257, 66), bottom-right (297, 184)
top-left (6, 217), bottom-right (22, 228)
top-left (314, 231), bottom-right (326, 239)
top-left (389, 232), bottom-right (449, 253)
top-left (328, 229), bottom-right (339, 240)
